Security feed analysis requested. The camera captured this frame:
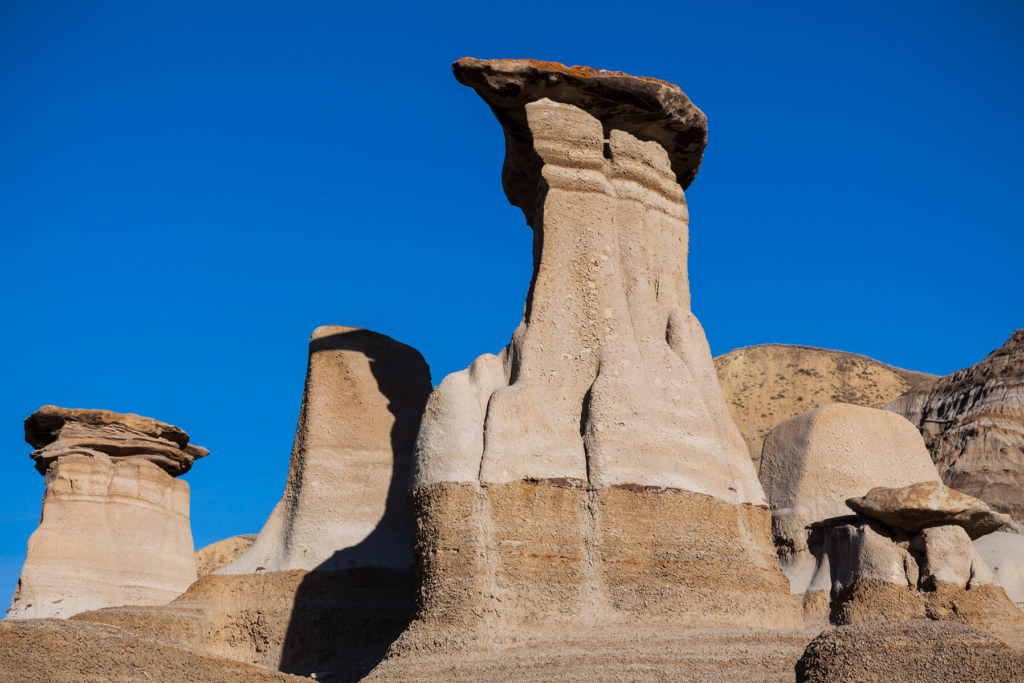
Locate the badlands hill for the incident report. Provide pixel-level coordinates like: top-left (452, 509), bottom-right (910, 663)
top-left (714, 344), bottom-right (935, 467)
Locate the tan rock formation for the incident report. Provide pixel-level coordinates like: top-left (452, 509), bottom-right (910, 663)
top-left (0, 619), bottom-right (306, 683)
top-left (24, 405), bottom-right (209, 476)
top-left (70, 326), bottom-right (431, 681)
top-left (8, 406), bottom-right (207, 620)
top-left (847, 481), bottom-right (1012, 539)
top-left (221, 326), bottom-right (432, 573)
top-left (758, 404), bottom-right (940, 595)
top-left (795, 621), bottom-right (1024, 683)
top-left (886, 329), bottom-right (1024, 522)
top-left (195, 535), bottom-right (256, 578)
top-left (381, 58), bottom-right (801, 677)
top-left (714, 344), bottom-right (934, 467)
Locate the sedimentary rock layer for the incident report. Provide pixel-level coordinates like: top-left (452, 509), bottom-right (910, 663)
top-left (7, 455), bottom-right (197, 619)
top-left (397, 58), bottom-right (801, 669)
top-left (74, 568), bottom-right (415, 681)
top-left (24, 405), bottom-right (209, 476)
top-left (713, 344), bottom-right (934, 466)
top-left (847, 481), bottom-right (1012, 539)
top-left (221, 326), bottom-right (432, 573)
top-left (887, 329), bottom-right (1024, 522)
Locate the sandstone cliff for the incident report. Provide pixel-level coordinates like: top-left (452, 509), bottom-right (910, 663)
top-left (714, 344), bottom-right (935, 467)
top-left (887, 330), bottom-right (1024, 523)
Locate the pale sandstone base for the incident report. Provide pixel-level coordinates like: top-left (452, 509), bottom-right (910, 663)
top-left (396, 480), bottom-right (801, 657)
top-left (74, 568), bottom-right (414, 681)
top-left (8, 455), bottom-right (197, 619)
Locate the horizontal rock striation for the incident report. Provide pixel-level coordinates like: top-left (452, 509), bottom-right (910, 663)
top-left (383, 59), bottom-right (802, 675)
top-left (887, 329), bottom-right (1024, 523)
top-left (7, 455), bottom-right (198, 619)
top-left (25, 405), bottom-right (208, 477)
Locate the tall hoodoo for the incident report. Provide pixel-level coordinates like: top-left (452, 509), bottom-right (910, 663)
top-left (385, 59), bottom-right (801, 674)
top-left (8, 407), bottom-right (204, 619)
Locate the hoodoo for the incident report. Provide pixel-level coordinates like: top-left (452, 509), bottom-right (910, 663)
top-left (73, 327), bottom-right (433, 682)
top-left (7, 407), bottom-right (205, 619)
top-left (371, 58), bottom-right (802, 679)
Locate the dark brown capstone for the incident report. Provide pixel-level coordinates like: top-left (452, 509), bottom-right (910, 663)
top-left (452, 57), bottom-right (707, 226)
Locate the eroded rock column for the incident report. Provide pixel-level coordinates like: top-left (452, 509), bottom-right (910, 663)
top-left (8, 407), bottom-right (205, 619)
top-left (398, 59), bottom-right (801, 657)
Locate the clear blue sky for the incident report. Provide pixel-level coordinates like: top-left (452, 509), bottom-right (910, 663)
top-left (2, 1), bottom-right (1022, 605)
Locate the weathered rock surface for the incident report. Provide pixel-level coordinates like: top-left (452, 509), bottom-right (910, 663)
top-left (387, 58), bottom-right (801, 677)
top-left (975, 530), bottom-right (1024, 611)
top-left (714, 344), bottom-right (934, 467)
top-left (25, 405), bottom-right (209, 477)
top-left (74, 569), bottom-right (415, 681)
top-left (221, 326), bottom-right (432, 573)
top-left (758, 404), bottom-right (940, 595)
top-left (452, 57), bottom-right (708, 226)
top-left (887, 330), bottom-right (1024, 522)
top-left (795, 620), bottom-right (1024, 683)
top-left (7, 454), bottom-right (198, 619)
top-left (0, 618), bottom-right (305, 683)
top-left (71, 326), bottom-right (430, 681)
top-left (847, 481), bottom-right (1012, 539)
top-left (195, 534), bottom-right (256, 578)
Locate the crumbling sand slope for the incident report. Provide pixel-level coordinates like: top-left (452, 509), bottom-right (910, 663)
top-left (0, 619), bottom-right (305, 683)
top-left (714, 344), bottom-right (934, 467)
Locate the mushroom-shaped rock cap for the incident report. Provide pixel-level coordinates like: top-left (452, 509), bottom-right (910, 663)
top-left (847, 481), bottom-right (1012, 540)
top-left (453, 57), bottom-right (708, 226)
top-left (24, 405), bottom-right (208, 477)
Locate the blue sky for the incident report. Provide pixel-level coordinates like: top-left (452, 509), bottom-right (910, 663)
top-left (1, 1), bottom-right (1022, 605)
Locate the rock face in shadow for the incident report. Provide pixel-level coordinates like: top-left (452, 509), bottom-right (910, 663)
top-left (222, 326), bottom-right (431, 574)
top-left (195, 535), bottom-right (256, 578)
top-left (886, 329), bottom-right (1024, 523)
top-left (795, 620), bottom-right (1024, 683)
top-left (73, 327), bottom-right (431, 682)
top-left (8, 407), bottom-right (206, 620)
top-left (713, 345), bottom-right (935, 467)
top-left (372, 59), bottom-right (801, 680)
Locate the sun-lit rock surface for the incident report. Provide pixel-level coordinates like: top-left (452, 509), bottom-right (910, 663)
top-left (8, 405), bottom-right (206, 619)
top-left (887, 329), bottom-right (1024, 523)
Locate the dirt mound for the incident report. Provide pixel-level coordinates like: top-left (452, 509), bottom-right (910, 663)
top-left (0, 619), bottom-right (305, 683)
top-left (796, 619), bottom-right (1024, 682)
top-left (714, 344), bottom-right (934, 467)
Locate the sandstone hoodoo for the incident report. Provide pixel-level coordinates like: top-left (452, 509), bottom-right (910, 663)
top-left (760, 403), bottom-right (1024, 641)
top-left (75, 326), bottom-right (433, 682)
top-left (7, 407), bottom-right (204, 620)
top-left (887, 329), bottom-right (1024, 523)
top-left (713, 344), bottom-right (935, 467)
top-left (369, 58), bottom-right (802, 679)
top-left (846, 481), bottom-right (1013, 539)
